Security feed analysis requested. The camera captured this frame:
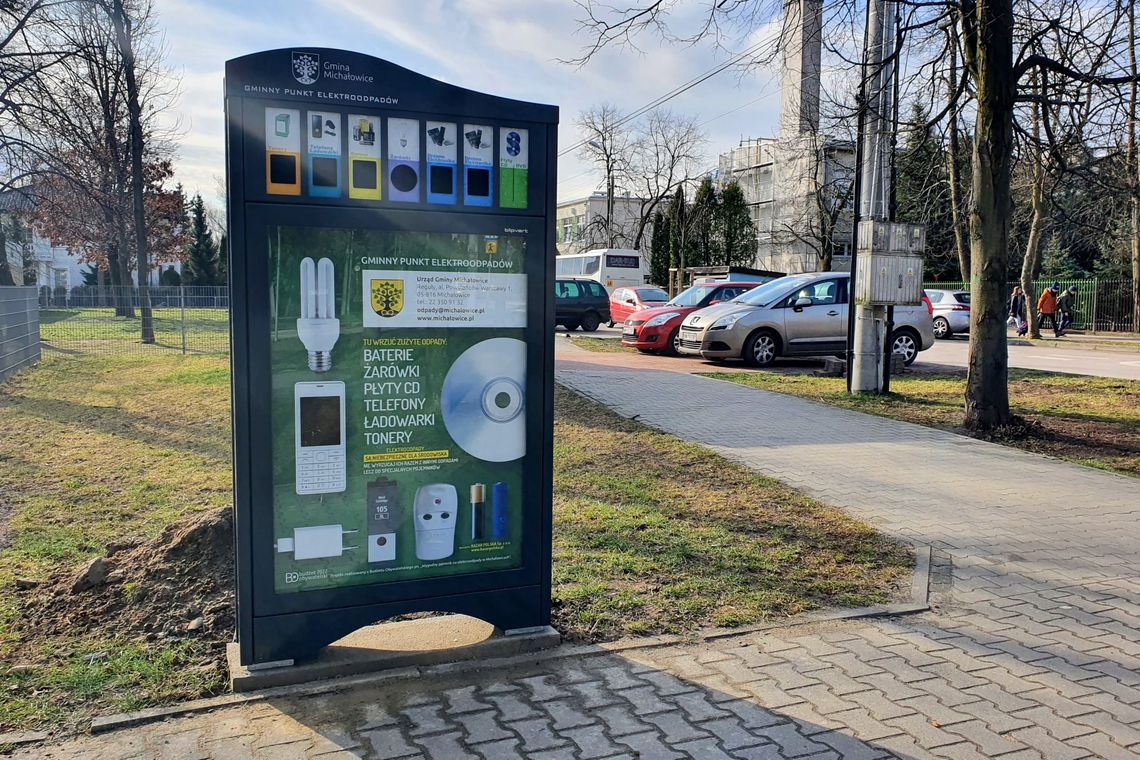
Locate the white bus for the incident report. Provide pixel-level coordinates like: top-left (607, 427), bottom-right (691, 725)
top-left (555, 249), bottom-right (646, 290)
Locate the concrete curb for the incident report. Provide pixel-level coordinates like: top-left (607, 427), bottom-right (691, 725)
top-left (1008, 337), bottom-right (1140, 354)
top-left (71, 542), bottom-right (931, 739)
top-left (227, 622), bottom-right (561, 692)
top-left (0, 730), bottom-right (49, 750)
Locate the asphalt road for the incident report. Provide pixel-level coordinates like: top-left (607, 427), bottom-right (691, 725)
top-left (570, 325), bottom-right (1140, 381)
top-left (920, 335), bottom-right (1140, 380)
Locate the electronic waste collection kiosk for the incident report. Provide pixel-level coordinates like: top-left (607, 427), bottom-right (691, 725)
top-left (225, 48), bottom-right (558, 666)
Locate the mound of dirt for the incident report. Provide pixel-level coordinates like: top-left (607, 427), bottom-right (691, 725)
top-left (17, 508), bottom-right (235, 643)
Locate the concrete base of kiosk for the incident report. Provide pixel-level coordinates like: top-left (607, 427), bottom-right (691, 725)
top-left (226, 615), bottom-right (560, 692)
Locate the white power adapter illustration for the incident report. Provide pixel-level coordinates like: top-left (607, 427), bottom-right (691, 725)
top-left (414, 484), bottom-right (457, 561)
top-left (276, 525), bottom-right (357, 560)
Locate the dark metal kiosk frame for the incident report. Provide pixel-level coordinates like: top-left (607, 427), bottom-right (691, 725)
top-left (225, 48), bottom-right (557, 666)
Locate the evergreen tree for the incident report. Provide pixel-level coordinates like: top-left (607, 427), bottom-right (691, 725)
top-left (80, 264), bottom-right (100, 287)
top-left (159, 265), bottom-right (182, 285)
top-left (666, 187), bottom-right (687, 272)
top-left (1040, 236), bottom-right (1089, 279)
top-left (648, 210), bottom-right (670, 287)
top-left (217, 231), bottom-right (229, 284)
top-left (716, 181), bottom-right (757, 267)
top-left (895, 102), bottom-right (959, 279)
top-left (690, 176), bottom-right (719, 268)
top-left (182, 192), bottom-right (220, 285)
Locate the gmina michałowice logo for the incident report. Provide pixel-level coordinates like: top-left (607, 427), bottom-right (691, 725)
top-left (292, 52), bottom-right (320, 85)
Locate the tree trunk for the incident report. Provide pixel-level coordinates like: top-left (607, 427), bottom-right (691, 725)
top-left (1129, 1), bottom-right (1140, 334)
top-left (0, 222), bottom-right (15, 286)
top-left (1020, 186), bottom-right (1045, 338)
top-left (962, 0), bottom-right (1013, 431)
top-left (946, 24), bottom-right (970, 281)
top-left (946, 117), bottom-right (969, 280)
top-left (110, 0), bottom-right (153, 343)
top-left (1020, 73), bottom-right (1047, 339)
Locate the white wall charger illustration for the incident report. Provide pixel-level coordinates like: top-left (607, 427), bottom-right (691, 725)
top-left (297, 256), bottom-right (339, 372)
top-left (414, 484), bottom-right (457, 561)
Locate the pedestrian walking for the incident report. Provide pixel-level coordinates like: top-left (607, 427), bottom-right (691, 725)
top-left (1008, 286), bottom-right (1027, 336)
top-left (1036, 283), bottom-right (1059, 334)
top-left (1055, 285), bottom-right (1078, 337)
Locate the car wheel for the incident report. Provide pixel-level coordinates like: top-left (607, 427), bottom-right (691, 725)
top-left (743, 330), bottom-right (780, 368)
top-left (663, 328), bottom-right (681, 356)
top-left (607, 320), bottom-right (615, 328)
top-left (933, 316), bottom-right (951, 339)
top-left (892, 329), bottom-right (920, 366)
top-left (563, 321), bottom-right (580, 332)
top-left (580, 311), bottom-right (601, 332)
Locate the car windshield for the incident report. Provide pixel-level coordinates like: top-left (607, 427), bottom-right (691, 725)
top-left (732, 275), bottom-right (817, 307)
top-left (667, 286), bottom-right (716, 308)
top-left (954, 292), bottom-right (971, 304)
top-left (635, 287), bottom-right (669, 302)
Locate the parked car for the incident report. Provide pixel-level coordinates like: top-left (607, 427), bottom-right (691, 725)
top-left (608, 286), bottom-right (669, 326)
top-left (924, 289), bottom-right (971, 339)
top-left (555, 277), bottom-right (611, 332)
top-left (620, 281), bottom-right (761, 355)
top-left (677, 272), bottom-right (934, 366)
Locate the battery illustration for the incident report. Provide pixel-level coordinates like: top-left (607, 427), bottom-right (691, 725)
top-left (366, 478), bottom-right (400, 563)
top-left (491, 482), bottom-right (509, 540)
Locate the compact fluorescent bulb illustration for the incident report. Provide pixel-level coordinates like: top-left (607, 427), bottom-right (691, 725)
top-left (297, 257), bottom-right (340, 372)
top-left (414, 484), bottom-right (457, 561)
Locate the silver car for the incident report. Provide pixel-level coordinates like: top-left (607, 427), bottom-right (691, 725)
top-left (924, 289), bottom-right (971, 339)
top-left (677, 272), bottom-right (934, 367)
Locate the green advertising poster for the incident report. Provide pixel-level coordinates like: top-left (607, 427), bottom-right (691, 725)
top-left (266, 226), bottom-right (528, 593)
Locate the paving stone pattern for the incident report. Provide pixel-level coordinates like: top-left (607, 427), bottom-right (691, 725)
top-left (23, 351), bottom-right (1140, 759)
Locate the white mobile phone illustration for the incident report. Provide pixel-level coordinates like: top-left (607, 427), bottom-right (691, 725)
top-left (294, 381), bottom-right (346, 495)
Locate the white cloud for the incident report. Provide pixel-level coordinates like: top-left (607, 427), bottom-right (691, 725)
top-left (160, 0), bottom-right (786, 206)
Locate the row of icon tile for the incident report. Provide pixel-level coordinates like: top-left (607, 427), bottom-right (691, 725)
top-left (263, 108), bottom-right (529, 208)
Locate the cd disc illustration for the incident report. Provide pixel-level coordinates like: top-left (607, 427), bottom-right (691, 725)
top-left (441, 338), bottom-right (525, 462)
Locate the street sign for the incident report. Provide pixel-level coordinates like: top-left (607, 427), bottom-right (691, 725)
top-left (225, 48), bottom-right (558, 666)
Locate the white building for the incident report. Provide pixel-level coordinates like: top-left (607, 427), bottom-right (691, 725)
top-left (555, 192), bottom-right (650, 257)
top-left (0, 186), bottom-right (175, 288)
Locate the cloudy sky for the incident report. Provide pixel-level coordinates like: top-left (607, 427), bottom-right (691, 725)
top-left (159, 0), bottom-right (787, 209)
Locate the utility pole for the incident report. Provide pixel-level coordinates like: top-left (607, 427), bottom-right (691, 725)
top-left (588, 139), bottom-right (616, 246)
top-left (849, 0), bottom-right (899, 393)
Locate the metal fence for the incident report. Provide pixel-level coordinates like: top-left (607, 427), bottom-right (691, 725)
top-left (38, 286), bottom-right (230, 355)
top-left (1, 286), bottom-right (40, 381)
top-left (922, 278), bottom-right (1136, 333)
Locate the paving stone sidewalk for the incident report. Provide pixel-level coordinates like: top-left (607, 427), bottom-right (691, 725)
top-left (20, 348), bottom-right (1140, 759)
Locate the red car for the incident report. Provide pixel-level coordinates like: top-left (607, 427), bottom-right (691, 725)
top-left (621, 281), bottom-right (762, 355)
top-left (608, 286), bottom-right (669, 326)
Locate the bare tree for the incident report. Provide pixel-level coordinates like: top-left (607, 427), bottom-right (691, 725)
top-left (942, 22), bottom-right (970, 280)
top-left (575, 104), bottom-right (705, 255)
top-left (16, 0), bottom-right (178, 317)
top-left (576, 103), bottom-right (634, 248)
top-left (627, 109), bottom-right (706, 249)
top-left (106, 0), bottom-right (155, 342)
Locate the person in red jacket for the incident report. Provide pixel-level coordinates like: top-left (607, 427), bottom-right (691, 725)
top-left (1036, 284), bottom-right (1059, 334)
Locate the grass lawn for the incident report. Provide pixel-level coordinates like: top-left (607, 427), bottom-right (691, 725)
top-left (563, 335), bottom-right (633, 353)
top-left (0, 354), bottom-right (232, 733)
top-left (0, 352), bottom-right (909, 732)
top-left (707, 370), bottom-right (1140, 478)
top-left (39, 308), bottom-right (229, 354)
